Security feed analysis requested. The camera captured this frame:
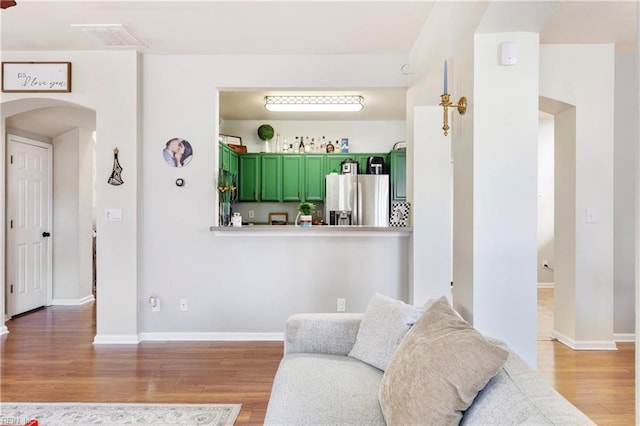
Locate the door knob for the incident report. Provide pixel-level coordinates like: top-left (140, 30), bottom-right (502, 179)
top-left (42, 232), bottom-right (51, 238)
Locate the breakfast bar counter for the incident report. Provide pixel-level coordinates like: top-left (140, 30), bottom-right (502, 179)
top-left (210, 225), bottom-right (412, 238)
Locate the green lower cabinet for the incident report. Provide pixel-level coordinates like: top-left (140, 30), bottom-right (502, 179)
top-left (304, 156), bottom-right (325, 201)
top-left (260, 155), bottom-right (283, 201)
top-left (238, 154), bottom-right (260, 201)
top-left (282, 155), bottom-right (304, 201)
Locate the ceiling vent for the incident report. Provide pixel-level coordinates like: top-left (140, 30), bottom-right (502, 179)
top-left (71, 24), bottom-right (145, 48)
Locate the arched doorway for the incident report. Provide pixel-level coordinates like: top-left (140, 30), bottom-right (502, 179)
top-left (2, 98), bottom-right (96, 327)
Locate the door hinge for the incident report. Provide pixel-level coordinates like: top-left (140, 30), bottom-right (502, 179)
top-left (10, 284), bottom-right (13, 294)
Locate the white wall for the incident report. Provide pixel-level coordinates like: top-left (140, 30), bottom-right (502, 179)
top-left (540, 44), bottom-right (615, 348)
top-left (466, 32), bottom-right (540, 367)
top-left (222, 120), bottom-right (405, 154)
top-left (411, 107), bottom-right (452, 304)
top-left (1, 50), bottom-right (140, 342)
top-left (538, 118), bottom-right (554, 284)
top-left (139, 54), bottom-right (412, 335)
top-left (52, 128), bottom-right (94, 303)
top-left (613, 52), bottom-right (637, 337)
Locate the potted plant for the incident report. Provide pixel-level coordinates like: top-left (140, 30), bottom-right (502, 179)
top-left (296, 201), bottom-right (315, 227)
top-left (257, 124), bottom-right (275, 153)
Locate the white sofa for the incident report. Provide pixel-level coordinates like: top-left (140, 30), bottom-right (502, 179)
top-left (265, 297), bottom-right (594, 426)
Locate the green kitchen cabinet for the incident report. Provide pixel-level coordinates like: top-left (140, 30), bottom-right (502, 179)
top-left (282, 155), bottom-right (304, 201)
top-left (260, 155), bottom-right (282, 201)
top-left (218, 143), bottom-right (238, 176)
top-left (304, 155), bottom-right (325, 201)
top-left (228, 150), bottom-right (238, 176)
top-left (238, 154), bottom-right (260, 201)
top-left (324, 154), bottom-right (353, 175)
top-left (390, 150), bottom-right (406, 201)
top-left (355, 153), bottom-right (390, 175)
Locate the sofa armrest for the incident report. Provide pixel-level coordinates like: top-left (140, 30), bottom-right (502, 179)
top-left (284, 313), bottom-right (364, 356)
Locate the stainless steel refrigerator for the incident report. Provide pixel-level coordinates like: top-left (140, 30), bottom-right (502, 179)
top-left (325, 174), bottom-right (389, 226)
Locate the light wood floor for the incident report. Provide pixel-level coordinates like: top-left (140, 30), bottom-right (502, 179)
top-left (0, 289), bottom-right (634, 425)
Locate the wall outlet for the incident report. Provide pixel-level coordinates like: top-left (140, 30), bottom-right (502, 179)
top-left (179, 298), bottom-right (188, 311)
top-left (248, 210), bottom-right (255, 218)
top-left (337, 298), bottom-right (346, 312)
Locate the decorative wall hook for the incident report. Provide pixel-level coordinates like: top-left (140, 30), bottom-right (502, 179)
top-left (107, 147), bottom-right (124, 186)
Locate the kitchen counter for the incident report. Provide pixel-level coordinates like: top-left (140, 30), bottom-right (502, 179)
top-left (210, 225), bottom-right (412, 238)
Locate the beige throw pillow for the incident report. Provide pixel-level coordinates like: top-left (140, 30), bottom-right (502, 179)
top-left (378, 296), bottom-right (509, 425)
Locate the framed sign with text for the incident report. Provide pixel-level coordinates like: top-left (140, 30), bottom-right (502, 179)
top-left (2, 62), bottom-right (72, 93)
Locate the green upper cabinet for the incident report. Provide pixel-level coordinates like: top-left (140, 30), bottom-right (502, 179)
top-left (304, 155), bottom-right (325, 201)
top-left (282, 155), bottom-right (304, 202)
top-left (235, 151), bottom-right (398, 205)
top-left (324, 154), bottom-right (353, 175)
top-left (218, 142), bottom-right (238, 176)
top-left (238, 154), bottom-right (260, 201)
top-left (228, 150), bottom-right (238, 177)
top-left (390, 150), bottom-right (406, 201)
top-left (260, 155), bottom-right (282, 201)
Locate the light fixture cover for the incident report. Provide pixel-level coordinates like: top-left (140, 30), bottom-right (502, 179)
top-left (71, 24), bottom-right (145, 48)
top-left (264, 95), bottom-right (364, 112)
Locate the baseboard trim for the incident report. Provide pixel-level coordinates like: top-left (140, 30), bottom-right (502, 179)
top-left (138, 332), bottom-right (285, 342)
top-left (614, 333), bottom-right (635, 343)
top-left (550, 330), bottom-right (618, 350)
top-left (0, 325), bottom-right (9, 336)
top-left (93, 334), bottom-right (140, 345)
top-left (537, 282), bottom-right (554, 289)
top-left (52, 295), bottom-right (95, 306)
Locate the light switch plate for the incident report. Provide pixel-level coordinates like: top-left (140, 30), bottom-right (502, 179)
top-left (105, 208), bottom-right (123, 222)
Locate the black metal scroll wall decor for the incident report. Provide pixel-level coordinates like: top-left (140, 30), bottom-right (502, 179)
top-left (107, 147), bottom-right (124, 185)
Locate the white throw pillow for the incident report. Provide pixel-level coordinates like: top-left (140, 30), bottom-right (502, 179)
top-left (348, 293), bottom-right (424, 371)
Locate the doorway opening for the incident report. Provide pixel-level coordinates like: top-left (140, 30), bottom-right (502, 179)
top-left (4, 101), bottom-right (97, 321)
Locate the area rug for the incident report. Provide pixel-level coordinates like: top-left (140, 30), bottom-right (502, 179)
top-left (0, 402), bottom-right (241, 425)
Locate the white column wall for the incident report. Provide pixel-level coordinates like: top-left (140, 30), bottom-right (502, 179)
top-left (613, 52), bottom-right (638, 338)
top-left (553, 107), bottom-right (577, 340)
top-left (540, 44), bottom-right (615, 349)
top-left (52, 129), bottom-right (81, 301)
top-left (78, 128), bottom-right (95, 303)
top-left (411, 106), bottom-right (451, 304)
top-left (470, 32), bottom-right (540, 367)
top-left (635, 3), bottom-right (639, 419)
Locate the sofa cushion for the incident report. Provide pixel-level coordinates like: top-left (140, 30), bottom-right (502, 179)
top-left (264, 353), bottom-right (385, 426)
top-left (378, 296), bottom-right (509, 425)
top-left (348, 293), bottom-right (424, 371)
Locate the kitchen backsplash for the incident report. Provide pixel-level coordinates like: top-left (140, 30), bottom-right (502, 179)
top-left (233, 201), bottom-right (325, 225)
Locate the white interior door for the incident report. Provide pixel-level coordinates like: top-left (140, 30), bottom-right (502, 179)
top-left (6, 135), bottom-right (52, 317)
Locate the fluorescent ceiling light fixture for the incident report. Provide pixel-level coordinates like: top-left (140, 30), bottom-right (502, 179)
top-left (71, 24), bottom-right (145, 48)
top-left (264, 95), bottom-right (364, 112)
